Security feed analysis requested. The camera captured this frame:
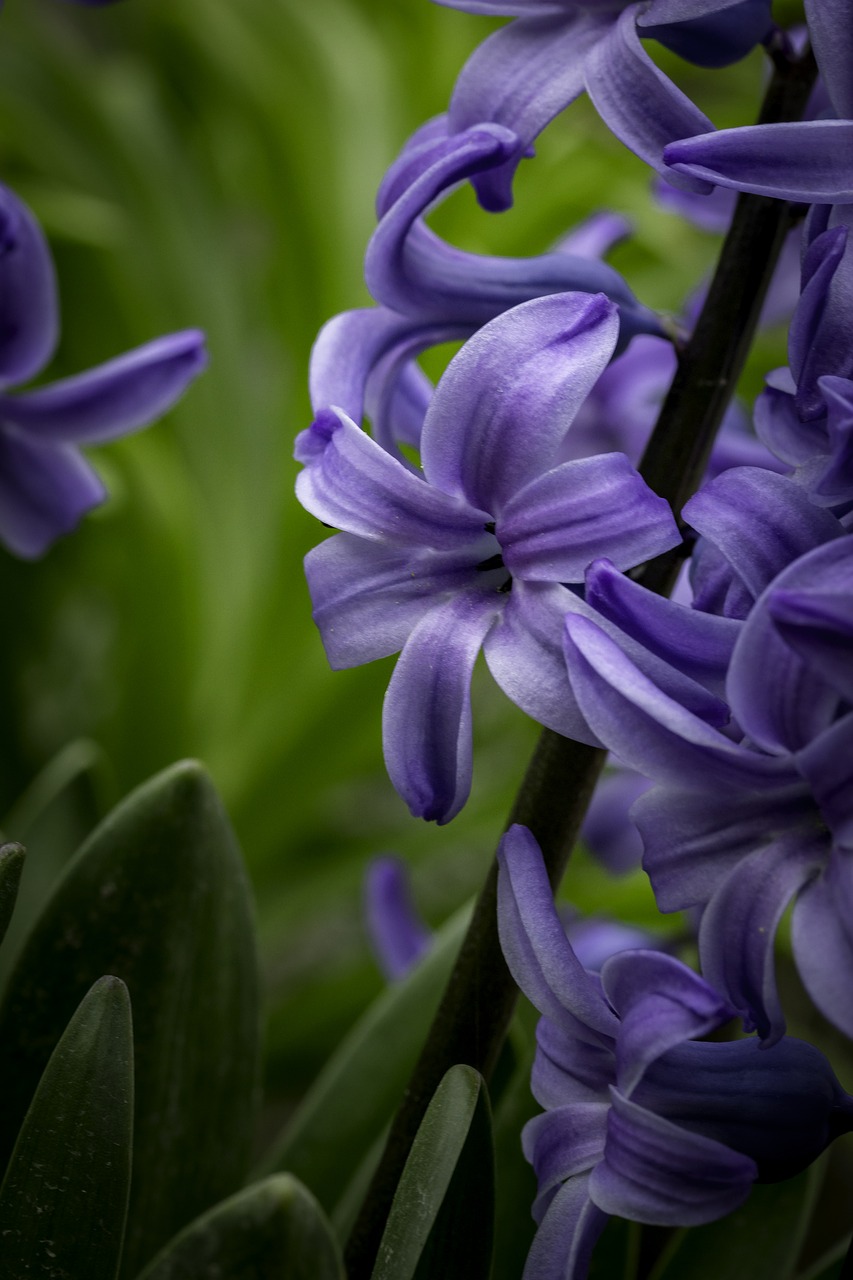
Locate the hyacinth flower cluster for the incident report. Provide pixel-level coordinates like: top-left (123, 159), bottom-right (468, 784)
top-left (294, 0), bottom-right (853, 1275)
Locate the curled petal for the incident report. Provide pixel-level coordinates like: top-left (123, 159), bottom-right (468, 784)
top-left (0, 433), bottom-right (104, 558)
top-left (699, 832), bottom-right (825, 1044)
top-left (523, 1173), bottom-right (609, 1280)
top-left (533, 1017), bottom-right (616, 1109)
top-left (793, 850), bottom-right (853, 1037)
top-left (364, 856), bottom-right (432, 981)
top-left (664, 122), bottom-right (853, 203)
top-left (421, 292), bottom-right (619, 513)
top-left (589, 1089), bottom-right (756, 1226)
top-left (641, 0), bottom-right (772, 68)
top-left (448, 13), bottom-right (608, 212)
top-left (523, 1105), bottom-right (610, 1216)
top-left (498, 454), bottom-right (679, 583)
top-left (753, 370), bottom-right (820, 467)
top-left (585, 10), bottom-right (715, 190)
top-left (0, 331), bottom-right (207, 443)
top-left (0, 185), bottom-right (58, 387)
top-left (788, 224), bottom-right (850, 419)
top-left (382, 590), bottom-right (500, 822)
top-left (295, 408), bottom-right (490, 547)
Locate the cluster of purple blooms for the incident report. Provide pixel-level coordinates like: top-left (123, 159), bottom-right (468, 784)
top-left (297, 0), bottom-right (853, 1274)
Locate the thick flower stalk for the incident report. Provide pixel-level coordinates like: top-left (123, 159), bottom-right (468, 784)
top-left (498, 824), bottom-right (853, 1280)
top-left (0, 184), bottom-right (206, 557)
top-left (297, 291), bottom-right (678, 822)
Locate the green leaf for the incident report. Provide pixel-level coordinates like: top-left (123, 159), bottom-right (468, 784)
top-left (0, 761), bottom-right (260, 1280)
top-left (0, 976), bottom-right (133, 1280)
top-left (135, 1174), bottom-right (343, 1280)
top-left (258, 904), bottom-right (470, 1216)
top-left (371, 1064), bottom-right (494, 1280)
top-left (0, 843), bottom-right (25, 950)
top-left (649, 1166), bottom-right (824, 1280)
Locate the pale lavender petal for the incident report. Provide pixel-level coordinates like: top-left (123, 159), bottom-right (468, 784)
top-left (683, 468), bottom-right (843, 603)
top-left (523, 1174), bottom-right (609, 1280)
top-left (664, 123), bottom-right (853, 203)
top-left (699, 832), bottom-right (825, 1043)
top-left (589, 1090), bottom-right (756, 1225)
top-left (563, 614), bottom-right (791, 790)
top-left (0, 185), bottom-right (58, 387)
top-left (636, 783), bottom-right (811, 911)
top-left (585, 10), bottom-right (715, 191)
top-left (365, 355), bottom-right (433, 455)
top-left (804, 0), bottom-right (853, 119)
top-left (0, 331), bottom-right (207, 443)
top-left (448, 12), bottom-right (608, 212)
top-left (498, 453), bottom-right (679, 583)
top-left (497, 824), bottom-right (618, 1035)
top-left (580, 766), bottom-right (650, 875)
top-left (304, 534), bottom-right (487, 668)
top-left (435, 0), bottom-right (563, 13)
top-left (796, 713), bottom-right (853, 848)
top-left (364, 856), bottom-right (432, 981)
top-left (793, 849), bottom-right (853, 1037)
top-left (602, 951), bottom-right (731, 1096)
top-left (585, 557), bottom-right (739, 696)
top-left (421, 292), bottom-right (619, 512)
top-left (295, 408), bottom-right (490, 547)
top-left (382, 591), bottom-right (500, 823)
top-left (0, 433), bottom-right (104, 558)
top-left (753, 370), bottom-right (821, 466)
top-left (484, 581), bottom-right (600, 744)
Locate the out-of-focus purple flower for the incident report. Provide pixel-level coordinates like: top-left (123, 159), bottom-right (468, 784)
top-left (498, 824), bottom-right (853, 1280)
top-left (580, 765), bottom-right (651, 875)
top-left (364, 856), bottom-right (433, 981)
top-left (310, 122), bottom-right (660, 459)
top-left (563, 468), bottom-right (853, 1043)
top-left (664, 4), bottom-right (853, 202)
top-left (0, 185), bottom-right (206, 558)
top-left (296, 292), bottom-right (680, 823)
top-left (435, 0), bottom-right (772, 211)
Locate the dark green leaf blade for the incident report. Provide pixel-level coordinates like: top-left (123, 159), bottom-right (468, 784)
top-left (371, 1064), bottom-right (494, 1280)
top-left (0, 761), bottom-right (260, 1279)
top-left (135, 1174), bottom-right (344, 1280)
top-left (0, 842), bottom-right (25, 950)
top-left (0, 975), bottom-right (133, 1280)
top-left (258, 904), bottom-right (469, 1217)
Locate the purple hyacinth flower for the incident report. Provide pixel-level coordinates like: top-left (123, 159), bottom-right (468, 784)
top-left (562, 469), bottom-right (853, 1043)
top-left (498, 824), bottom-right (853, 1280)
top-left (436, 0), bottom-right (771, 210)
top-left (664, 2), bottom-right (853, 202)
top-left (364, 856), bottom-right (433, 981)
top-left (580, 765), bottom-right (651, 875)
top-left (0, 185), bottom-right (206, 558)
top-left (296, 292), bottom-right (680, 823)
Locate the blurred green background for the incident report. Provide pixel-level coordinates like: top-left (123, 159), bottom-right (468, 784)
top-left (0, 0), bottom-right (788, 1121)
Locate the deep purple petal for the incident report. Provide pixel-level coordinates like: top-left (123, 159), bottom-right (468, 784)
top-left (664, 123), bottom-right (853, 203)
top-left (699, 831), bottom-right (825, 1043)
top-left (295, 408), bottom-right (490, 547)
top-left (580, 766), bottom-right (650, 875)
top-left (589, 1089), bottom-right (756, 1226)
top-left (304, 533), bottom-right (488, 668)
top-left (563, 614), bottom-right (791, 790)
top-left (447, 12), bottom-right (608, 212)
top-left (585, 9), bottom-right (715, 190)
top-left (796, 713), bottom-right (853, 849)
top-left (421, 292), bottom-right (619, 512)
top-left (497, 824), bottom-right (618, 1036)
top-left (793, 849), bottom-right (853, 1037)
top-left (0, 432), bottom-right (104, 558)
top-left (522, 1174), bottom-right (609, 1280)
top-left (363, 856), bottom-right (433, 981)
top-left (382, 590), bottom-right (500, 823)
top-left (523, 1105), bottom-right (609, 1211)
top-left (0, 330), bottom-right (207, 443)
top-left (804, 0), bottom-right (853, 119)
top-left (753, 370), bottom-right (821, 467)
top-left (602, 951), bottom-right (732, 1096)
top-left (0, 185), bottom-right (58, 387)
top-left (641, 0), bottom-right (772, 68)
top-left (815, 374), bottom-right (853, 499)
top-left (498, 453), bottom-right (679, 583)
top-left (532, 1016), bottom-right (616, 1109)
top-left (769, 581), bottom-right (853, 705)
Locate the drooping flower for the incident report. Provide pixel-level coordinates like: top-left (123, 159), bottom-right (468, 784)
top-left (0, 184), bottom-right (206, 557)
top-left (296, 291), bottom-right (680, 823)
top-left (498, 824), bottom-right (853, 1280)
top-left (562, 467), bottom-right (853, 1042)
top-left (434, 0), bottom-right (773, 211)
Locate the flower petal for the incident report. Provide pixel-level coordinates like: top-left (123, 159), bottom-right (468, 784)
top-left (0, 331), bottom-right (207, 443)
top-left (0, 433), bottom-right (104, 558)
top-left (498, 453), bottom-right (679, 583)
top-left (364, 856), bottom-right (433, 981)
top-left (0, 185), bottom-right (58, 387)
top-left (796, 713), bottom-right (853, 849)
top-left (768, 582), bottom-right (853, 706)
top-left (523, 1105), bottom-right (610, 1213)
top-left (522, 1173), bottom-right (609, 1280)
top-left (421, 292), bottom-right (619, 512)
top-left (664, 122), bottom-right (853, 203)
top-left (580, 765), bottom-right (650, 875)
top-left (793, 849), bottom-right (853, 1037)
top-left (382, 590), bottom-right (501, 822)
top-left (589, 1089), bottom-right (756, 1226)
top-left (804, 0), bottom-right (853, 119)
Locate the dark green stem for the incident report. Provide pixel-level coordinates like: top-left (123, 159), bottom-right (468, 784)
top-left (344, 43), bottom-right (816, 1280)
